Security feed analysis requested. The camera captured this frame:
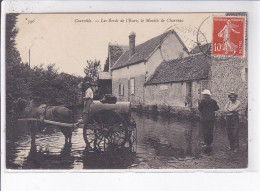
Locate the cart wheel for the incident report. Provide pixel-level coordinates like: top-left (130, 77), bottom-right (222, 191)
top-left (83, 117), bottom-right (102, 151)
top-left (83, 111), bottom-right (128, 151)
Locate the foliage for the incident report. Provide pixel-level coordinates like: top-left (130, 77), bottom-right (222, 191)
top-left (103, 56), bottom-right (109, 72)
top-left (6, 14), bottom-right (83, 114)
top-left (28, 64), bottom-right (82, 105)
top-left (83, 59), bottom-right (101, 83)
top-left (6, 13), bottom-right (26, 111)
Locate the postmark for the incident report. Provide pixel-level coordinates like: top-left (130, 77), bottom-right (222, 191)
top-left (159, 24), bottom-right (208, 62)
top-left (212, 17), bottom-right (245, 57)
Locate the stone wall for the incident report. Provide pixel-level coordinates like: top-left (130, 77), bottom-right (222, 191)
top-left (145, 83), bottom-right (186, 107)
top-left (210, 57), bottom-right (248, 111)
top-left (144, 81), bottom-right (202, 108)
top-left (143, 55), bottom-right (248, 115)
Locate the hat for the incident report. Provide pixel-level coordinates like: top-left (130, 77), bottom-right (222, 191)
top-left (201, 89), bottom-right (212, 95)
top-left (228, 92), bottom-right (238, 98)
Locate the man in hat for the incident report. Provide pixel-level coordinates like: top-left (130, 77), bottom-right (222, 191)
top-left (198, 89), bottom-right (219, 153)
top-left (83, 82), bottom-right (93, 125)
top-left (224, 92), bottom-right (240, 152)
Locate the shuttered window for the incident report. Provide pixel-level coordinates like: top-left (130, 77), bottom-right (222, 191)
top-left (130, 78), bottom-right (135, 95)
top-left (119, 84), bottom-right (124, 96)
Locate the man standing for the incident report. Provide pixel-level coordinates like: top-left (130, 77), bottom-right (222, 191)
top-left (224, 92), bottom-right (240, 153)
top-left (83, 82), bottom-right (93, 125)
top-left (198, 89), bottom-right (219, 153)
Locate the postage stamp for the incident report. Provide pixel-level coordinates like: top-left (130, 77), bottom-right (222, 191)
top-left (212, 17), bottom-right (245, 57)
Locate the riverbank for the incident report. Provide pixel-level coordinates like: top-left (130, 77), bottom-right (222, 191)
top-left (131, 104), bottom-right (248, 128)
top-left (6, 109), bottom-right (247, 169)
top-left (129, 112), bottom-right (248, 169)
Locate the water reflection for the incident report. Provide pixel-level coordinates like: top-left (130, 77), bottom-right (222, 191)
top-left (7, 111), bottom-right (201, 169)
top-left (82, 147), bottom-right (137, 169)
top-left (134, 112), bottom-right (199, 159)
top-left (23, 143), bottom-right (74, 169)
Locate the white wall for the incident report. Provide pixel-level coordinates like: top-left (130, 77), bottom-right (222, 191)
top-left (112, 32), bottom-right (189, 105)
top-left (146, 32), bottom-right (189, 80)
top-left (112, 61), bottom-right (145, 80)
top-left (160, 32), bottom-right (189, 61)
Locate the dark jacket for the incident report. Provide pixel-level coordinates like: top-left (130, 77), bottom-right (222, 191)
top-left (198, 98), bottom-right (219, 121)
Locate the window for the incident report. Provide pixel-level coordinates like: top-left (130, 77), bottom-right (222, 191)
top-left (119, 84), bottom-right (124, 96)
top-left (186, 82), bottom-right (192, 107)
top-left (130, 78), bottom-right (135, 95)
top-left (186, 82), bottom-right (192, 98)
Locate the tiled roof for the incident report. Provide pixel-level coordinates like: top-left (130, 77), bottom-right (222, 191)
top-left (146, 54), bottom-right (210, 85)
top-left (109, 44), bottom-right (128, 68)
top-left (111, 30), bottom-right (188, 70)
top-left (189, 43), bottom-right (212, 55)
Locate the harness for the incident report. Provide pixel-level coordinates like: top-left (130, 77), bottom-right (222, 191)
top-left (39, 104), bottom-right (48, 121)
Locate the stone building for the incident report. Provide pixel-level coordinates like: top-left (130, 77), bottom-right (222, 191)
top-left (145, 54), bottom-right (210, 108)
top-left (110, 31), bottom-right (247, 113)
top-left (145, 52), bottom-right (247, 111)
top-left (111, 30), bottom-right (189, 104)
top-left (210, 56), bottom-right (248, 110)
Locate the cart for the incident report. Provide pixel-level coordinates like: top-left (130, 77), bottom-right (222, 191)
top-left (18, 100), bottom-right (137, 152)
top-left (83, 100), bottom-right (137, 152)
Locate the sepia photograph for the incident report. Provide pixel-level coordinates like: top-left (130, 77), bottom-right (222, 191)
top-left (5, 12), bottom-right (248, 170)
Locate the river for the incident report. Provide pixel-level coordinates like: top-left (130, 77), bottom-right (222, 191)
top-left (6, 111), bottom-right (248, 169)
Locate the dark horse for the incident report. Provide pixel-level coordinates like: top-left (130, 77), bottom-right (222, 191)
top-left (15, 98), bottom-right (74, 145)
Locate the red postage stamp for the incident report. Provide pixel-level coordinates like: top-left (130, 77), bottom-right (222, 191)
top-left (212, 17), bottom-right (245, 57)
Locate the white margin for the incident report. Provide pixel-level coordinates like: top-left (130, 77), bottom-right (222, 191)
top-left (1, 1), bottom-right (260, 191)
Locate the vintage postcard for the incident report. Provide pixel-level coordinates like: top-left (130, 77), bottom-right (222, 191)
top-left (4, 12), bottom-right (248, 170)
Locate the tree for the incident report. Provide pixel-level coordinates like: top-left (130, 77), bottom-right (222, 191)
top-left (103, 56), bottom-right (109, 72)
top-left (6, 14), bottom-right (21, 66)
top-left (83, 59), bottom-right (101, 83)
top-left (6, 13), bottom-right (29, 111)
top-left (6, 13), bottom-right (83, 109)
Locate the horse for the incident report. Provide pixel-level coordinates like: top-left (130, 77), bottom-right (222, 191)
top-left (14, 98), bottom-right (74, 145)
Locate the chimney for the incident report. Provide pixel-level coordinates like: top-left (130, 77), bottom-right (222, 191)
top-left (129, 32), bottom-right (136, 56)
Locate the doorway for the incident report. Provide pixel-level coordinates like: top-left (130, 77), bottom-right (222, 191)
top-left (186, 82), bottom-right (192, 107)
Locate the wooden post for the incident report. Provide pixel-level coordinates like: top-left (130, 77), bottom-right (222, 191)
top-left (30, 122), bottom-right (36, 147)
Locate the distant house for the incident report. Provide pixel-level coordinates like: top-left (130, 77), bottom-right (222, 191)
top-left (98, 44), bottom-right (128, 96)
top-left (111, 30), bottom-right (189, 104)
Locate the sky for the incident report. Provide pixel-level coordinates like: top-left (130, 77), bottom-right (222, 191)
top-left (15, 13), bottom-right (224, 77)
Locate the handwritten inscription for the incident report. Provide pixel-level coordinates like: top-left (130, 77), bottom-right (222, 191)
top-left (26, 18), bottom-right (35, 24)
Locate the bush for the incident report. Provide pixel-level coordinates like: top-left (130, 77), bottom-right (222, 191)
top-left (7, 63), bottom-right (82, 112)
top-left (6, 14), bottom-right (83, 113)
